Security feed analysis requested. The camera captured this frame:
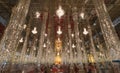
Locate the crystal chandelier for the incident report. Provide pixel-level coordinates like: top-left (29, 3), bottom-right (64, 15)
top-left (83, 28), bottom-right (88, 35)
top-left (56, 5), bottom-right (65, 19)
top-left (57, 26), bottom-right (62, 35)
top-left (44, 33), bottom-right (47, 37)
top-left (80, 12), bottom-right (85, 19)
top-left (19, 37), bottom-right (23, 43)
top-left (72, 44), bottom-right (76, 48)
top-left (32, 27), bottom-right (37, 34)
top-left (35, 11), bottom-right (40, 18)
top-left (71, 33), bottom-right (74, 37)
top-left (23, 24), bottom-right (27, 29)
top-left (43, 43), bottom-right (46, 48)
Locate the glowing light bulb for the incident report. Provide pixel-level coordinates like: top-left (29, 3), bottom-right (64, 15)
top-left (23, 24), bottom-right (27, 29)
top-left (83, 28), bottom-right (88, 35)
top-left (32, 27), bottom-right (37, 34)
top-left (93, 23), bottom-right (96, 26)
top-left (35, 11), bottom-right (40, 18)
top-left (19, 38), bottom-right (23, 43)
top-left (67, 50), bottom-right (70, 53)
top-left (57, 26), bottom-right (62, 35)
top-left (6, 49), bottom-right (9, 52)
top-left (58, 37), bottom-right (61, 41)
top-left (72, 44), bottom-right (76, 48)
top-left (56, 5), bottom-right (65, 19)
top-left (57, 52), bottom-right (60, 56)
top-left (71, 33), bottom-right (74, 37)
top-left (45, 33), bottom-right (47, 37)
top-left (100, 52), bottom-right (102, 56)
top-left (43, 43), bottom-right (46, 48)
top-left (80, 12), bottom-right (84, 19)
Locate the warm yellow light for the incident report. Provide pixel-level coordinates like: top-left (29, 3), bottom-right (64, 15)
top-left (55, 38), bottom-right (62, 51)
top-left (88, 54), bottom-right (95, 63)
top-left (55, 55), bottom-right (62, 65)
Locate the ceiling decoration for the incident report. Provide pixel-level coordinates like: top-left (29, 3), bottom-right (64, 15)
top-left (0, 0), bottom-right (120, 65)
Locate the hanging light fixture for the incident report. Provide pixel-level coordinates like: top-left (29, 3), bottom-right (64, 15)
top-left (32, 27), bottom-right (37, 34)
top-left (35, 11), bottom-right (40, 18)
top-left (57, 52), bottom-right (60, 56)
top-left (19, 37), bottom-right (23, 43)
top-left (71, 33), bottom-right (74, 37)
top-left (6, 49), bottom-right (9, 52)
top-left (83, 28), bottom-right (88, 35)
top-left (57, 26), bottom-right (62, 35)
top-left (23, 24), bottom-right (27, 29)
top-left (45, 33), bottom-right (47, 37)
top-left (67, 50), bottom-right (70, 53)
top-left (43, 43), bottom-right (46, 48)
top-left (58, 37), bottom-right (61, 41)
top-left (93, 23), bottom-right (96, 26)
top-left (72, 44), bottom-right (76, 48)
top-left (56, 5), bottom-right (65, 19)
top-left (80, 12), bottom-right (85, 19)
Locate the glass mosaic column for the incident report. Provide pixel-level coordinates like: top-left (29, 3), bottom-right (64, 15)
top-left (72, 11), bottom-right (83, 63)
top-left (37, 12), bottom-right (48, 63)
top-left (0, 0), bottom-right (31, 62)
top-left (92, 0), bottom-right (120, 60)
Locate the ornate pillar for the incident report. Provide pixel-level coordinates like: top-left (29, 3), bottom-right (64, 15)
top-left (37, 12), bottom-right (48, 63)
top-left (88, 25), bottom-right (98, 62)
top-left (72, 11), bottom-right (83, 63)
top-left (20, 24), bottom-right (30, 63)
top-left (68, 19), bottom-right (73, 64)
top-left (92, 0), bottom-right (120, 60)
top-left (0, 0), bottom-right (31, 62)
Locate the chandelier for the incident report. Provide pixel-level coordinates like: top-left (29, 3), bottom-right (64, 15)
top-left (83, 28), bottom-right (88, 35)
top-left (56, 5), bottom-right (65, 19)
top-left (32, 27), bottom-right (37, 34)
top-left (35, 11), bottom-right (40, 18)
top-left (19, 37), bottom-right (23, 43)
top-left (57, 26), bottom-right (62, 35)
top-left (80, 12), bottom-right (85, 19)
